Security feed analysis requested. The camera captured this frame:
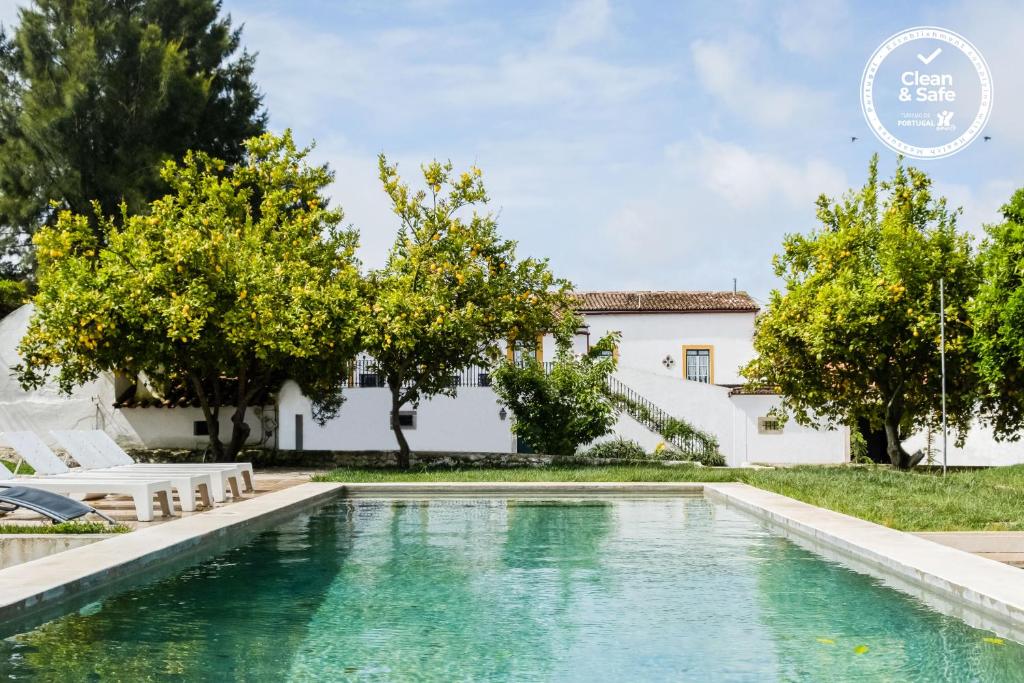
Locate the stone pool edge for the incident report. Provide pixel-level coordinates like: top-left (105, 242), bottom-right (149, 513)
top-left (0, 482), bottom-right (343, 628)
top-left (704, 482), bottom-right (1024, 642)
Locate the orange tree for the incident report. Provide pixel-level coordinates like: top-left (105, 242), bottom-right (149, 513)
top-left (16, 132), bottom-right (362, 460)
top-left (362, 156), bottom-right (570, 468)
top-left (742, 156), bottom-right (978, 469)
top-left (973, 189), bottom-right (1024, 438)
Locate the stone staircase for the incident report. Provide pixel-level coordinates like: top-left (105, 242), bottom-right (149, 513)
top-left (604, 375), bottom-right (721, 464)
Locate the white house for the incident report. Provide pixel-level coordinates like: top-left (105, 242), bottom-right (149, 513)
top-left (0, 293), bottom-right (851, 465)
top-left (275, 291), bottom-right (850, 466)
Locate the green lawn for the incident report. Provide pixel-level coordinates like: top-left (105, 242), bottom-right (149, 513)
top-left (314, 464), bottom-right (1024, 532)
top-left (0, 521), bottom-right (131, 534)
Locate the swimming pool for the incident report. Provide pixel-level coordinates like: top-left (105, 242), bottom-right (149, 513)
top-left (2, 496), bottom-right (1022, 681)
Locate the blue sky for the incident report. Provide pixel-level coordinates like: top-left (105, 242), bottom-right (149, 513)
top-left (2, 0), bottom-right (1022, 301)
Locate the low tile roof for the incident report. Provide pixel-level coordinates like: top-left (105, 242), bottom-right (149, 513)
top-left (573, 290), bottom-right (759, 314)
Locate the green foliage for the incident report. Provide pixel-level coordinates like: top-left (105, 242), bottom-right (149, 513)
top-left (973, 189), bottom-right (1024, 440)
top-left (849, 427), bottom-right (871, 464)
top-left (0, 521), bottom-right (130, 534)
top-left (493, 327), bottom-right (619, 456)
top-left (580, 438), bottom-right (647, 460)
top-left (0, 277), bottom-right (27, 317)
top-left (742, 155), bottom-right (978, 469)
top-left (16, 131), bottom-right (362, 460)
top-left (0, 0), bottom-right (266, 272)
top-left (363, 156), bottom-right (571, 467)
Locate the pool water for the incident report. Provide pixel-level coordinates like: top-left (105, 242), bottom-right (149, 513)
top-left (2, 497), bottom-right (1023, 681)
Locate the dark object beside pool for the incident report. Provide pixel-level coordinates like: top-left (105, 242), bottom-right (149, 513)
top-left (0, 486), bottom-right (116, 524)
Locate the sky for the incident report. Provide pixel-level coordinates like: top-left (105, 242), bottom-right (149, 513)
top-left (1, 0), bottom-right (1021, 302)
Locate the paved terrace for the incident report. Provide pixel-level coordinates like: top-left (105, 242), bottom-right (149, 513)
top-left (0, 469), bottom-right (316, 528)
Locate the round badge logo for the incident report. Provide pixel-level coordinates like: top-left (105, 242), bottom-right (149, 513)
top-left (861, 26), bottom-right (993, 159)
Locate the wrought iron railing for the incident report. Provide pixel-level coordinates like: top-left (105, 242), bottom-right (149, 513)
top-left (604, 375), bottom-right (719, 460)
top-left (344, 358), bottom-right (501, 389)
top-left (344, 358), bottom-right (557, 389)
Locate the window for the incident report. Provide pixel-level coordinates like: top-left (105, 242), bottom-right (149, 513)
top-left (508, 336), bottom-right (543, 364)
top-left (398, 410), bottom-right (417, 429)
top-left (683, 346), bottom-right (713, 384)
top-left (193, 420), bottom-right (209, 436)
top-left (758, 416), bottom-right (784, 435)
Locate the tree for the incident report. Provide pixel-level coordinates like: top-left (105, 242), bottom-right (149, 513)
top-left (16, 131), bottom-right (362, 460)
top-left (741, 156), bottom-right (978, 469)
top-left (362, 156), bottom-right (571, 468)
top-left (973, 188), bottom-right (1024, 439)
top-left (492, 321), bottom-right (619, 455)
top-left (0, 0), bottom-right (266, 273)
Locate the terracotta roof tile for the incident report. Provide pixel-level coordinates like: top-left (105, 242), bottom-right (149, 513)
top-left (572, 290), bottom-right (759, 314)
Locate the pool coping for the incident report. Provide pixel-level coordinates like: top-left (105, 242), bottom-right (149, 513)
top-left (703, 482), bottom-right (1024, 642)
top-left (1, 481), bottom-right (1022, 644)
top-left (0, 482), bottom-right (343, 632)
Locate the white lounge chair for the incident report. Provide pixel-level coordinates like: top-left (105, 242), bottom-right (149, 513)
top-left (0, 448), bottom-right (173, 523)
top-left (79, 430), bottom-right (255, 496)
top-left (51, 430), bottom-right (243, 503)
top-left (43, 431), bottom-right (214, 513)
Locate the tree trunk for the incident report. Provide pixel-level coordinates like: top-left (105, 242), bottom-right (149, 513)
top-left (388, 379), bottom-right (411, 469)
top-left (221, 365), bottom-right (260, 463)
top-left (189, 373), bottom-right (224, 461)
top-left (883, 413), bottom-right (911, 469)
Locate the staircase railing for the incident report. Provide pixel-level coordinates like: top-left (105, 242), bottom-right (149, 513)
top-left (604, 375), bottom-right (719, 461)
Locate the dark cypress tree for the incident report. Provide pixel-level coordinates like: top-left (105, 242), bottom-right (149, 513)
top-left (0, 0), bottom-right (267, 274)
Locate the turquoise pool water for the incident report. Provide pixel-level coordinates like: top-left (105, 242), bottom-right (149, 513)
top-left (2, 497), bottom-right (1023, 681)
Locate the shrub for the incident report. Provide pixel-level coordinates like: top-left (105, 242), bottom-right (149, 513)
top-left (493, 325), bottom-right (620, 456)
top-left (581, 438), bottom-right (647, 460)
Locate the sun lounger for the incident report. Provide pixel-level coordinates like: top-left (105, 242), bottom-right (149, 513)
top-left (37, 431), bottom-right (214, 513)
top-left (0, 456), bottom-right (172, 522)
top-left (79, 429), bottom-right (255, 496)
top-left (0, 479), bottom-right (117, 524)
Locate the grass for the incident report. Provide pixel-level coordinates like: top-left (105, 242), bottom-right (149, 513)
top-left (0, 521), bottom-right (131, 534)
top-left (314, 463), bottom-right (1024, 532)
top-left (1, 459), bottom-right (34, 475)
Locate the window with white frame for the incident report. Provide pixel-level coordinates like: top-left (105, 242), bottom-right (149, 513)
top-left (685, 348), bottom-right (712, 383)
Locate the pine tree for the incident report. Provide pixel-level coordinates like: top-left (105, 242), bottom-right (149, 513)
top-left (0, 0), bottom-right (266, 275)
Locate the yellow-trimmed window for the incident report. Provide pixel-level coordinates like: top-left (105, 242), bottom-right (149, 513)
top-left (682, 345), bottom-right (714, 384)
top-left (507, 336), bottom-right (542, 363)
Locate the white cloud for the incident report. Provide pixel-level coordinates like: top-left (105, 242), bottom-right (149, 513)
top-left (942, 0), bottom-right (1024, 144)
top-left (935, 178), bottom-right (1018, 241)
top-left (588, 138), bottom-right (850, 296)
top-left (551, 0), bottom-right (612, 51)
top-left (239, 2), bottom-right (669, 132)
top-left (774, 0), bottom-right (849, 57)
top-left (674, 137), bottom-right (848, 209)
top-left (690, 35), bottom-right (832, 128)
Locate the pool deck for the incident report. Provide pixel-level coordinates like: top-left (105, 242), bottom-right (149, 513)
top-left (2, 479), bottom-right (1023, 643)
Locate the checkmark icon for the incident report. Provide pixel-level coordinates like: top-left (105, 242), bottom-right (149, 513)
top-left (917, 48), bottom-right (942, 65)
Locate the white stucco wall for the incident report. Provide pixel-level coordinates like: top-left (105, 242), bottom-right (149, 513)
top-left (607, 367), bottom-right (847, 466)
top-left (729, 395), bottom-right (849, 466)
top-left (114, 407), bottom-right (269, 450)
top-left (613, 366), bottom-right (738, 460)
top-left (903, 422), bottom-right (1024, 467)
top-left (582, 311), bottom-right (757, 385)
top-left (277, 380), bottom-right (514, 452)
top-left (587, 412), bottom-right (665, 453)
